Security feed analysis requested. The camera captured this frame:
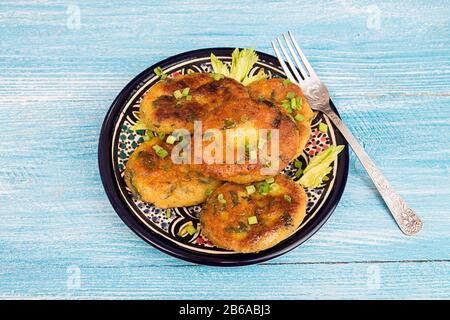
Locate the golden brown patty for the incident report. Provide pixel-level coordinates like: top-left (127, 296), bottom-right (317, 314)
top-left (200, 98), bottom-right (302, 184)
top-left (140, 74), bottom-right (248, 133)
top-left (124, 138), bottom-right (222, 208)
top-left (248, 78), bottom-right (314, 150)
top-left (200, 175), bottom-right (307, 253)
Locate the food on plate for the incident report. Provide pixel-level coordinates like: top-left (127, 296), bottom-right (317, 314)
top-left (298, 144), bottom-right (344, 188)
top-left (124, 137), bottom-right (222, 208)
top-left (122, 48), bottom-right (343, 253)
top-left (139, 73), bottom-right (213, 133)
top-left (200, 98), bottom-right (303, 184)
top-left (199, 175), bottom-right (307, 253)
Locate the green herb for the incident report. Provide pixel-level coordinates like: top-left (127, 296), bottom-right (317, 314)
top-left (265, 177), bottom-right (275, 184)
top-left (218, 193), bottom-right (227, 204)
top-left (286, 91), bottom-right (296, 99)
top-left (258, 182), bottom-right (270, 195)
top-left (210, 48), bottom-right (268, 86)
top-left (173, 90), bottom-right (183, 99)
top-left (319, 122), bottom-right (328, 133)
top-left (166, 135), bottom-right (177, 144)
top-left (267, 132), bottom-right (272, 140)
top-left (182, 87), bottom-right (190, 96)
top-left (248, 216), bottom-right (258, 225)
top-left (246, 185), bottom-right (256, 195)
top-left (154, 67), bottom-right (167, 80)
top-left (178, 222), bottom-right (197, 236)
top-left (291, 97), bottom-right (297, 109)
top-left (205, 188), bottom-right (213, 196)
top-left (299, 145), bottom-right (344, 188)
top-left (284, 194), bottom-right (292, 203)
top-left (269, 182), bottom-right (280, 192)
top-left (143, 130), bottom-right (154, 141)
top-left (158, 132), bottom-right (165, 140)
top-left (152, 145), bottom-right (168, 158)
top-left (283, 78), bottom-right (291, 87)
top-left (295, 114), bottom-right (305, 122)
top-left (130, 119), bottom-right (148, 131)
top-left (186, 95), bottom-right (192, 101)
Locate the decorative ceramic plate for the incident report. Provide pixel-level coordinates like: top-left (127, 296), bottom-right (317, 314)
top-left (98, 48), bottom-right (349, 266)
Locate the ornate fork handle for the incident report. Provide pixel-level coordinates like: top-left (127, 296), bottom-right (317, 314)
top-left (322, 105), bottom-right (423, 235)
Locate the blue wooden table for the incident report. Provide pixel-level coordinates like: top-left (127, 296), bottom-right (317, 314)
top-left (0, 0), bottom-right (449, 299)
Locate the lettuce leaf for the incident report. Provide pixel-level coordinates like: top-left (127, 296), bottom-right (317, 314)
top-left (210, 48), bottom-right (267, 85)
top-left (299, 145), bottom-right (345, 188)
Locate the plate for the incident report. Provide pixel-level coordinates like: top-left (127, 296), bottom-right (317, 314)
top-left (98, 48), bottom-right (349, 266)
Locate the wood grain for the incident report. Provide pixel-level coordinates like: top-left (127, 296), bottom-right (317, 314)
top-left (0, 0), bottom-right (449, 299)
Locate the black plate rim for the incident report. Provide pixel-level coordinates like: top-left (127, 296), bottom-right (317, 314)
top-left (98, 47), bottom-right (349, 267)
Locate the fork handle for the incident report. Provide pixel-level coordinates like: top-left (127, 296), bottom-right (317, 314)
top-left (323, 107), bottom-right (423, 235)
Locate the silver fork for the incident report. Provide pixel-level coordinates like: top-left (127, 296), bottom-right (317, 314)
top-left (272, 31), bottom-right (422, 235)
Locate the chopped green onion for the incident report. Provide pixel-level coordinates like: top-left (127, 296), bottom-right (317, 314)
top-left (218, 193), bottom-right (226, 204)
top-left (267, 132), bottom-right (272, 140)
top-left (294, 160), bottom-right (302, 169)
top-left (246, 185), bottom-right (256, 195)
top-left (284, 194), bottom-right (292, 203)
top-left (283, 79), bottom-right (291, 87)
top-left (296, 97), bottom-right (302, 109)
top-left (248, 216), bottom-right (258, 225)
top-left (319, 122), bottom-right (328, 133)
top-left (154, 67), bottom-right (167, 80)
top-left (158, 132), bottom-right (165, 140)
top-left (182, 87), bottom-right (190, 96)
top-left (258, 182), bottom-right (270, 195)
top-left (178, 222), bottom-right (197, 236)
top-left (286, 91), bottom-right (296, 99)
top-left (152, 145), bottom-right (168, 158)
top-left (265, 177), bottom-right (275, 184)
top-left (295, 114), bottom-right (305, 122)
top-left (269, 182), bottom-right (280, 192)
top-left (186, 95), bottom-right (192, 101)
top-left (173, 90), bottom-right (183, 99)
top-left (205, 188), bottom-right (213, 196)
top-left (143, 130), bottom-right (153, 141)
top-left (291, 97), bottom-right (297, 109)
top-left (166, 135), bottom-right (177, 144)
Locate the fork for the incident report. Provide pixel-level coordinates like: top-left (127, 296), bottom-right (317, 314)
top-left (272, 32), bottom-right (422, 235)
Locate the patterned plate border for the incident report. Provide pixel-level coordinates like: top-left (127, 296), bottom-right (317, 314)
top-left (98, 48), bottom-right (349, 266)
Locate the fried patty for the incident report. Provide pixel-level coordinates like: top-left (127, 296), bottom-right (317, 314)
top-left (200, 98), bottom-right (302, 184)
top-left (248, 78), bottom-right (314, 149)
top-left (124, 138), bottom-right (222, 208)
top-left (140, 73), bottom-right (248, 134)
top-left (200, 175), bottom-right (307, 253)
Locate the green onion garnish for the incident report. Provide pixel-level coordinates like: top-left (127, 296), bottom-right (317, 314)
top-left (258, 182), bottom-right (270, 195)
top-left (182, 87), bottom-right (190, 96)
top-left (286, 91), bottom-right (296, 100)
top-left (173, 90), bottom-right (183, 99)
top-left (246, 185), bottom-right (256, 195)
top-left (295, 114), bottom-right (304, 122)
top-left (296, 97), bottom-right (302, 109)
top-left (284, 194), bottom-right (292, 203)
top-left (186, 95), bottom-right (192, 101)
top-left (218, 193), bottom-right (226, 204)
top-left (269, 182), bottom-right (280, 192)
top-left (154, 67), bottom-right (167, 80)
top-left (152, 145), bottom-right (169, 158)
top-left (166, 135), bottom-right (177, 144)
top-left (248, 216), bottom-right (258, 225)
top-left (267, 132), bottom-right (272, 140)
top-left (291, 97), bottom-right (297, 109)
top-left (283, 79), bottom-right (291, 87)
top-left (205, 188), bottom-right (213, 196)
top-left (319, 123), bottom-right (328, 133)
top-left (265, 177), bottom-right (275, 184)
